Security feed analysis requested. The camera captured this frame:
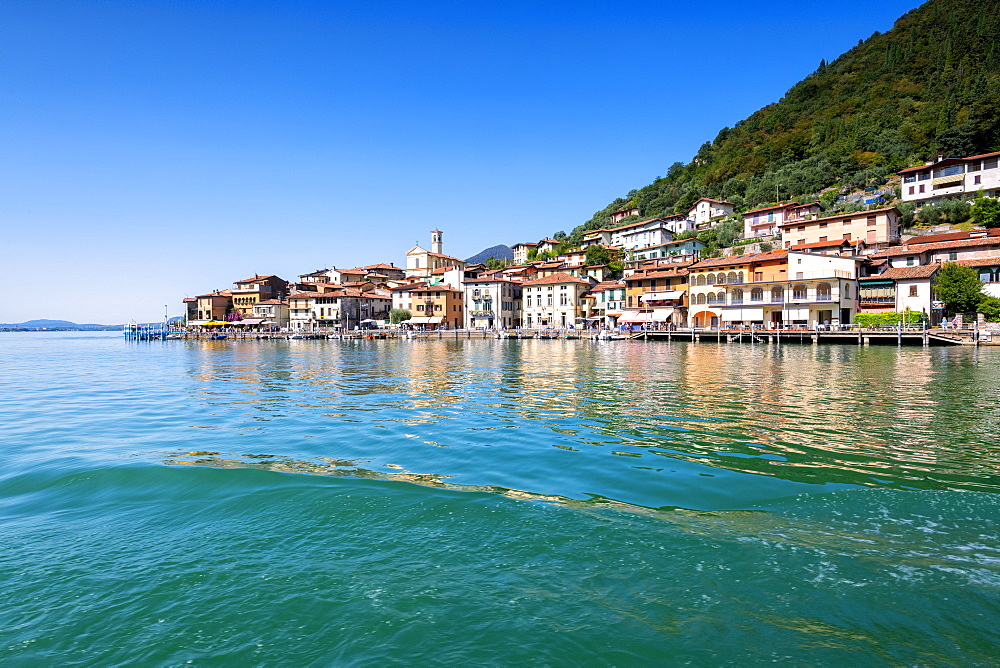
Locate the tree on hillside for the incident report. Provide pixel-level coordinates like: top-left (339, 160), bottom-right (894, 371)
top-left (389, 308), bottom-right (411, 324)
top-left (484, 256), bottom-right (510, 270)
top-left (934, 263), bottom-right (984, 314)
top-left (527, 248), bottom-right (538, 262)
top-left (971, 195), bottom-right (1000, 228)
top-left (585, 245), bottom-right (612, 267)
top-left (714, 220), bottom-right (742, 247)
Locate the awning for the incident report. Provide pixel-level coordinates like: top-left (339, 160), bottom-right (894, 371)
top-left (235, 318), bottom-right (265, 325)
top-left (605, 311), bottom-right (623, 317)
top-left (650, 308), bottom-right (674, 321)
top-left (619, 310), bottom-right (651, 323)
top-left (409, 316), bottom-right (444, 324)
top-left (785, 307), bottom-right (810, 320)
top-left (201, 320), bottom-right (228, 326)
top-left (656, 290), bottom-right (685, 300)
top-left (721, 307), bottom-right (765, 322)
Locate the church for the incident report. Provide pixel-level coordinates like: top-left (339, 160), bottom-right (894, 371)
top-left (405, 230), bottom-right (467, 279)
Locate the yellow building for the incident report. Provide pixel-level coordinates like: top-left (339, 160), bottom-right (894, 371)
top-left (407, 285), bottom-right (465, 329)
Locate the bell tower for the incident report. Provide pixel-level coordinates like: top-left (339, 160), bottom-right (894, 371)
top-left (431, 229), bottom-right (443, 254)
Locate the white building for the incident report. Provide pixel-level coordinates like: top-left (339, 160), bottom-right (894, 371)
top-left (899, 151), bottom-right (1000, 206)
top-left (687, 198), bottom-right (735, 226)
top-left (608, 218), bottom-right (675, 251)
top-left (463, 278), bottom-right (522, 329)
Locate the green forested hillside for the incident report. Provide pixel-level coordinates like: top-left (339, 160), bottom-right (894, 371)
top-left (569, 0), bottom-right (1000, 240)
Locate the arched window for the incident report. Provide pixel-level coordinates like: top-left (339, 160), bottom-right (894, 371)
top-left (706, 273), bottom-right (716, 285)
top-left (771, 287), bottom-right (784, 303)
top-left (695, 293), bottom-right (707, 305)
top-left (738, 272), bottom-right (744, 284)
top-left (732, 288), bottom-right (744, 304)
top-left (751, 288), bottom-right (763, 302)
top-left (696, 275), bottom-right (706, 286)
top-left (792, 284), bottom-right (807, 300)
top-left (816, 283), bottom-right (832, 301)
top-left (728, 272), bottom-right (738, 284)
top-left (718, 291), bottom-right (726, 304)
top-left (716, 273), bottom-right (726, 285)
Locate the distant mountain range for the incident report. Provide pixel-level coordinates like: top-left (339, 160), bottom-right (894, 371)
top-left (465, 244), bottom-right (514, 265)
top-left (1, 318), bottom-right (183, 330)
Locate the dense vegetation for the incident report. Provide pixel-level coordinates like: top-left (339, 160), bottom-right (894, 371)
top-left (560, 0), bottom-right (1000, 243)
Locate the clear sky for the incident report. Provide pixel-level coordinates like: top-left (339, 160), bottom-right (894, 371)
top-left (2, 0), bottom-right (923, 324)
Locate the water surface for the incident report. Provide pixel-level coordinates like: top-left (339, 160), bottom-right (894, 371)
top-left (2, 332), bottom-right (998, 664)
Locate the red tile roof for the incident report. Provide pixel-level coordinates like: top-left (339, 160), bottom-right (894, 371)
top-left (235, 275), bottom-right (282, 284)
top-left (901, 229), bottom-right (1000, 246)
top-left (870, 236), bottom-right (1000, 258)
top-left (690, 251), bottom-right (788, 269)
top-left (870, 265), bottom-right (940, 280)
top-left (955, 257), bottom-right (1000, 268)
top-left (778, 206), bottom-right (898, 227)
top-left (521, 272), bottom-right (590, 286)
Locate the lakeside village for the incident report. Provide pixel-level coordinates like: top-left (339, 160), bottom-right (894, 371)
top-left (179, 152), bottom-right (1000, 344)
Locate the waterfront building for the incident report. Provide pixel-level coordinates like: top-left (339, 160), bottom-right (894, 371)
top-left (192, 290), bottom-right (233, 323)
top-left (231, 275), bottom-right (288, 317)
top-left (898, 151), bottom-right (1000, 206)
top-left (743, 201), bottom-right (821, 238)
top-left (621, 262), bottom-right (692, 327)
top-left (687, 198), bottom-right (735, 226)
top-left (781, 207), bottom-right (899, 251)
top-left (520, 272), bottom-right (593, 328)
top-left (287, 289), bottom-right (390, 330)
top-left (688, 251), bottom-right (859, 328)
top-left (859, 265), bottom-right (939, 319)
top-left (405, 285), bottom-right (465, 329)
top-left (183, 297), bottom-right (197, 325)
top-left (405, 230), bottom-right (467, 279)
top-left (462, 278), bottom-right (522, 329)
top-left (587, 280), bottom-right (627, 327)
top-left (252, 299), bottom-right (290, 329)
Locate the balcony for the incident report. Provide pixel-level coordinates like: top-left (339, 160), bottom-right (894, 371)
top-left (771, 297), bottom-right (784, 303)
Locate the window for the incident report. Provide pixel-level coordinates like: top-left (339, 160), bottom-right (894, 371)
top-left (728, 272), bottom-right (738, 284)
top-left (867, 216), bottom-right (876, 226)
top-left (707, 274), bottom-right (716, 285)
top-left (974, 175), bottom-right (982, 185)
top-left (751, 288), bottom-right (763, 302)
top-left (903, 175), bottom-right (916, 183)
top-left (844, 233), bottom-right (852, 240)
top-left (793, 285), bottom-right (806, 300)
top-left (798, 226), bottom-right (806, 232)
top-left (907, 257), bottom-right (915, 266)
top-left (909, 186), bottom-right (915, 195)
top-left (969, 162), bottom-right (981, 172)
top-left (986, 159), bottom-right (998, 169)
top-left (919, 185), bottom-right (925, 193)
top-left (770, 287), bottom-right (784, 303)
top-left (754, 271), bottom-right (763, 282)
top-left (798, 239), bottom-right (806, 246)
top-left (732, 289), bottom-right (744, 304)
top-left (919, 171), bottom-right (931, 181)
top-left (819, 222), bottom-right (828, 229)
top-left (909, 285), bottom-right (918, 297)
top-left (716, 273), bottom-right (726, 285)
top-left (819, 236), bottom-right (828, 242)
top-left (949, 251), bottom-right (958, 261)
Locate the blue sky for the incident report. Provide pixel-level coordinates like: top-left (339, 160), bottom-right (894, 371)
top-left (2, 0), bottom-right (922, 323)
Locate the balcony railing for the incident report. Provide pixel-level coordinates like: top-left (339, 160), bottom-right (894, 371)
top-left (771, 297), bottom-right (784, 303)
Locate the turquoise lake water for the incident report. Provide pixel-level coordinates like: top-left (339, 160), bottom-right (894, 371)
top-left (2, 332), bottom-right (999, 664)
